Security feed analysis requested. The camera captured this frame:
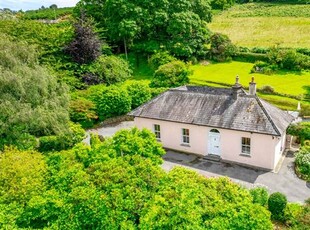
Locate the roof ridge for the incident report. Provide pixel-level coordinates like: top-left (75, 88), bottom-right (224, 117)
top-left (255, 96), bottom-right (281, 136)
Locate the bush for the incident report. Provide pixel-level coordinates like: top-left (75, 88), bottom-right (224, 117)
top-left (211, 0), bottom-right (235, 10)
top-left (294, 146), bottom-right (310, 181)
top-left (150, 60), bottom-right (191, 88)
top-left (148, 51), bottom-right (177, 70)
top-left (90, 85), bottom-right (132, 120)
top-left (233, 52), bottom-right (269, 63)
top-left (284, 203), bottom-right (304, 227)
top-left (69, 98), bottom-right (98, 128)
top-left (210, 33), bottom-right (237, 62)
top-left (267, 48), bottom-right (310, 71)
top-left (250, 187), bottom-right (269, 206)
top-left (38, 122), bottom-right (85, 152)
top-left (251, 61), bottom-right (278, 74)
top-left (287, 122), bottom-right (310, 145)
top-left (260, 85), bottom-right (275, 94)
top-left (126, 81), bottom-right (152, 109)
top-left (268, 192), bottom-right (287, 221)
top-left (88, 55), bottom-right (132, 85)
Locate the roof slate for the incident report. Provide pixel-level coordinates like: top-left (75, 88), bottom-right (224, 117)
top-left (129, 85), bottom-right (294, 136)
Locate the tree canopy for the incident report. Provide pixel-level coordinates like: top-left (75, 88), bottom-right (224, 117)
top-left (0, 35), bottom-right (70, 149)
top-left (76, 0), bottom-right (212, 58)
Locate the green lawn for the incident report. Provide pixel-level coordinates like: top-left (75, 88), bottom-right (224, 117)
top-left (208, 3), bottom-right (310, 48)
top-left (190, 61), bottom-right (310, 97)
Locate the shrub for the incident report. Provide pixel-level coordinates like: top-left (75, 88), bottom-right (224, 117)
top-left (211, 0), bottom-right (235, 10)
top-left (90, 85), bottom-right (132, 120)
top-left (148, 51), bottom-right (177, 70)
top-left (210, 33), bottom-right (237, 62)
top-left (268, 192), bottom-right (287, 221)
top-left (233, 52), bottom-right (269, 63)
top-left (69, 98), bottom-right (98, 128)
top-left (250, 187), bottom-right (268, 206)
top-left (38, 122), bottom-right (85, 152)
top-left (294, 146), bottom-right (310, 181)
top-left (150, 60), bottom-right (191, 88)
top-left (251, 61), bottom-right (278, 74)
top-left (88, 55), bottom-right (132, 85)
top-left (287, 122), bottom-right (310, 145)
top-left (284, 203), bottom-right (304, 227)
top-left (126, 81), bottom-right (152, 109)
top-left (260, 85), bottom-right (275, 94)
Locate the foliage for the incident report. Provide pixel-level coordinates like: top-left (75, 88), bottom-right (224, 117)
top-left (0, 147), bottom-right (47, 205)
top-left (210, 33), bottom-right (237, 62)
top-left (150, 60), bottom-right (191, 88)
top-left (260, 85), bottom-right (275, 94)
top-left (294, 146), bottom-right (310, 181)
top-left (250, 186), bottom-right (269, 206)
top-left (287, 122), bottom-right (310, 145)
top-left (148, 51), bottom-right (177, 70)
top-left (87, 55), bottom-right (132, 85)
top-left (126, 81), bottom-right (152, 109)
top-left (284, 203), bottom-right (304, 227)
top-left (268, 192), bottom-right (287, 221)
top-left (0, 35), bottom-right (70, 150)
top-left (38, 122), bottom-right (86, 152)
top-left (267, 48), bottom-right (310, 71)
top-left (69, 97), bottom-right (98, 128)
top-left (65, 13), bottom-right (101, 64)
top-left (211, 0), bottom-right (235, 10)
top-left (89, 85), bottom-right (132, 120)
top-left (22, 7), bottom-right (73, 20)
top-left (77, 0), bottom-right (212, 58)
top-left (141, 168), bottom-right (273, 229)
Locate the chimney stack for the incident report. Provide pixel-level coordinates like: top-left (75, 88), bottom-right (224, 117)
top-left (232, 75), bottom-right (242, 100)
top-left (249, 76), bottom-right (256, 95)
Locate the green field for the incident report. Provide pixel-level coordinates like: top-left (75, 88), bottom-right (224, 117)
top-left (208, 3), bottom-right (310, 48)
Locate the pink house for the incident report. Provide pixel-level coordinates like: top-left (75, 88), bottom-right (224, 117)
top-left (129, 77), bottom-right (294, 170)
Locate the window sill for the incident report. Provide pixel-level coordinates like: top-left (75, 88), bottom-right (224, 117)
top-left (180, 143), bottom-right (190, 147)
top-left (239, 153), bottom-right (251, 157)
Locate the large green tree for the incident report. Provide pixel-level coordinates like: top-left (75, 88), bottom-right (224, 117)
top-left (76, 0), bottom-right (212, 58)
top-left (0, 35), bottom-right (70, 149)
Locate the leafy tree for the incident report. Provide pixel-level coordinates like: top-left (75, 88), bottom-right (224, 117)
top-left (150, 60), bottom-right (191, 88)
top-left (210, 32), bottom-right (237, 62)
top-left (65, 13), bottom-right (101, 64)
top-left (77, 0), bottom-right (212, 58)
top-left (0, 35), bottom-right (70, 150)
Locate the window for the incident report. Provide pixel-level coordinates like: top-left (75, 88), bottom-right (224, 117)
top-left (241, 137), bottom-right (251, 154)
top-left (182, 128), bottom-right (190, 144)
top-left (153, 124), bottom-right (161, 140)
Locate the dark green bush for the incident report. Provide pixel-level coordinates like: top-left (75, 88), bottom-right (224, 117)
top-left (148, 51), bottom-right (177, 70)
top-left (233, 52), bottom-right (269, 63)
top-left (268, 192), bottom-right (287, 221)
top-left (210, 33), bottom-right (237, 62)
top-left (250, 187), bottom-right (269, 206)
top-left (150, 60), bottom-right (191, 88)
top-left (211, 0), bottom-right (235, 10)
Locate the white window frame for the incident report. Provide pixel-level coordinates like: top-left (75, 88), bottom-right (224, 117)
top-left (181, 128), bottom-right (190, 144)
top-left (153, 124), bottom-right (161, 140)
top-left (241, 137), bottom-right (251, 155)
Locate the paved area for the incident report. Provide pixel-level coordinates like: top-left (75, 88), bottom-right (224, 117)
top-left (162, 150), bottom-right (310, 203)
top-left (86, 122), bottom-right (310, 203)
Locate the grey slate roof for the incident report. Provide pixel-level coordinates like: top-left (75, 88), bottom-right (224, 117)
top-left (129, 85), bottom-right (294, 136)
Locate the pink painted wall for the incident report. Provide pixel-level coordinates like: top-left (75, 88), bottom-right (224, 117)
top-left (135, 117), bottom-right (282, 170)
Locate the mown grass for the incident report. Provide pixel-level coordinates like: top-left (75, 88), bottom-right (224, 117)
top-left (209, 3), bottom-right (310, 48)
top-left (190, 61), bottom-right (310, 97)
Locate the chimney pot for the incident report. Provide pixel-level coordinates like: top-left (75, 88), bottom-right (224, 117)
top-left (249, 76), bottom-right (256, 95)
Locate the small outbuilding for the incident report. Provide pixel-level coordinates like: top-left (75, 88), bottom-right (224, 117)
top-left (129, 77), bottom-right (294, 170)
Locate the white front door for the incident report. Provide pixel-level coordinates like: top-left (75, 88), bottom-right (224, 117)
top-left (208, 132), bottom-right (221, 156)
